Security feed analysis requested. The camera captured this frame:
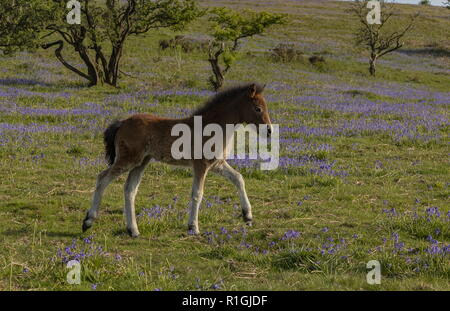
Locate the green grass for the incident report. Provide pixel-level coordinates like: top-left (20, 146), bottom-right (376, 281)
top-left (0, 0), bottom-right (449, 291)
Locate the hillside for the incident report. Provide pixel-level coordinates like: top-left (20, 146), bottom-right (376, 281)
top-left (0, 0), bottom-right (449, 290)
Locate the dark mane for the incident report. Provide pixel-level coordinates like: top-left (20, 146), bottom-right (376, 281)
top-left (191, 83), bottom-right (264, 116)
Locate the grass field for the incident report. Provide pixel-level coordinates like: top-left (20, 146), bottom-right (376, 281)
top-left (0, 0), bottom-right (449, 290)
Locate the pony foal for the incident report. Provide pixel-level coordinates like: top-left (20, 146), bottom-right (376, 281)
top-left (82, 83), bottom-right (272, 237)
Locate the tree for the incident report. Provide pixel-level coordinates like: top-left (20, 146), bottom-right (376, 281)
top-left (207, 8), bottom-right (285, 91)
top-left (0, 0), bottom-right (202, 87)
top-left (445, 1), bottom-right (450, 9)
top-left (0, 0), bottom-right (49, 55)
top-left (349, 0), bottom-right (418, 76)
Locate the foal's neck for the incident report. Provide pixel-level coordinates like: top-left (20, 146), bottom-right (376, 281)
top-left (187, 106), bottom-right (240, 129)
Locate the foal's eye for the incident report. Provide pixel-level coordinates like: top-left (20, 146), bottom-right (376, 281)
top-left (254, 106), bottom-right (262, 113)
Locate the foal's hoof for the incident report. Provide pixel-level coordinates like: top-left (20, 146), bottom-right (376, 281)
top-left (82, 222), bottom-right (91, 233)
top-left (243, 214), bottom-right (253, 225)
top-left (82, 216), bottom-right (92, 233)
top-left (127, 228), bottom-right (140, 238)
top-left (187, 225), bottom-right (200, 235)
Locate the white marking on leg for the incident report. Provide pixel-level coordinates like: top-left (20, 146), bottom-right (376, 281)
top-left (214, 161), bottom-right (252, 222)
top-left (124, 162), bottom-right (148, 237)
top-left (188, 166), bottom-right (207, 234)
top-left (85, 168), bottom-right (116, 228)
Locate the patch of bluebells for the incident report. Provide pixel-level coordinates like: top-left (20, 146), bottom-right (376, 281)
top-left (159, 266), bottom-right (178, 280)
top-left (375, 160), bottom-right (383, 169)
top-left (228, 154), bottom-right (349, 178)
top-left (203, 226), bottom-right (245, 245)
top-left (77, 157), bottom-right (106, 168)
top-left (137, 204), bottom-right (174, 222)
top-left (0, 122), bottom-right (78, 134)
top-left (320, 240), bottom-right (344, 255)
top-left (425, 206), bottom-right (441, 219)
top-left (277, 229), bottom-right (351, 258)
top-left (202, 227), bottom-right (272, 255)
top-left (382, 207), bottom-right (397, 217)
top-left (209, 195), bottom-right (230, 205)
top-left (381, 207), bottom-right (449, 257)
top-left (425, 243), bottom-right (450, 256)
top-left (425, 235), bottom-right (450, 256)
top-left (31, 153), bottom-right (45, 162)
top-left (268, 241), bottom-right (277, 248)
top-left (194, 277), bottom-right (224, 290)
top-left (281, 230), bottom-right (301, 240)
top-left (210, 279), bottom-right (224, 290)
top-left (151, 88), bottom-right (214, 99)
top-left (55, 236), bottom-right (106, 264)
top-left (377, 230), bottom-right (449, 274)
top-left (204, 231), bottom-right (220, 244)
top-left (0, 102), bottom-right (112, 117)
top-left (381, 206), bottom-right (449, 223)
top-left (0, 86), bottom-right (72, 99)
top-left (402, 236), bottom-right (450, 273)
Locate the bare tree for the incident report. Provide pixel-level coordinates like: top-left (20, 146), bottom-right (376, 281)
top-left (349, 1), bottom-right (418, 76)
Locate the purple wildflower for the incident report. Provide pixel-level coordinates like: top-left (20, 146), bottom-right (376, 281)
top-left (281, 230), bottom-right (301, 240)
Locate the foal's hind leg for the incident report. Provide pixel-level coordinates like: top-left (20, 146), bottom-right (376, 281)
top-left (82, 166), bottom-right (123, 232)
top-left (123, 157), bottom-right (151, 238)
top-left (213, 161), bottom-right (253, 224)
top-left (188, 162), bottom-right (209, 235)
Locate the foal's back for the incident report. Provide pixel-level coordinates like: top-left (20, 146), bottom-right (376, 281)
top-left (115, 113), bottom-right (191, 167)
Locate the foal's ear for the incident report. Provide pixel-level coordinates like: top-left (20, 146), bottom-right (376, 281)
top-left (249, 84), bottom-right (257, 98)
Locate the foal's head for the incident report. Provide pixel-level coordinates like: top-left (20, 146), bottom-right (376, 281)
top-left (193, 83), bottom-right (273, 134)
top-left (238, 84), bottom-right (272, 134)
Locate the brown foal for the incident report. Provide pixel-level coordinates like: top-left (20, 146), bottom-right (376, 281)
top-left (82, 83), bottom-right (272, 237)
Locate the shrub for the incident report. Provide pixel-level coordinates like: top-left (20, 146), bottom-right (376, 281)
top-left (271, 43), bottom-right (304, 62)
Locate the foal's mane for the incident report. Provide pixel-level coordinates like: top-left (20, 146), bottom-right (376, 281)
top-left (191, 83), bottom-right (264, 116)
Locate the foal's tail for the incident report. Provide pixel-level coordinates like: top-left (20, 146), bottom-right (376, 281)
top-left (104, 120), bottom-right (123, 166)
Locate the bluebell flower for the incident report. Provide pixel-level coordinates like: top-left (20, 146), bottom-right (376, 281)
top-left (281, 230), bottom-right (301, 240)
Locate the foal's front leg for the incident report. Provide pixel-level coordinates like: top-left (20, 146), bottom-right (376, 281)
top-left (213, 161), bottom-right (253, 224)
top-left (188, 162), bottom-right (208, 235)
